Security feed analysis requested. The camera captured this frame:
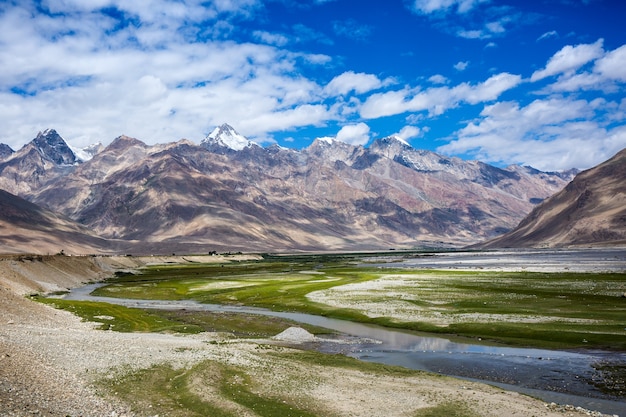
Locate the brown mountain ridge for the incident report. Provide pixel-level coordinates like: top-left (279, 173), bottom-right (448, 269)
top-left (0, 189), bottom-right (110, 255)
top-left (480, 148), bottom-right (626, 248)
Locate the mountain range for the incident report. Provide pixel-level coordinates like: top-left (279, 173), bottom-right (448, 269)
top-left (0, 125), bottom-right (582, 254)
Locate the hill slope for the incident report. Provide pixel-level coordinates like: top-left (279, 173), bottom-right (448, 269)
top-left (0, 189), bottom-right (111, 255)
top-left (479, 148), bottom-right (626, 248)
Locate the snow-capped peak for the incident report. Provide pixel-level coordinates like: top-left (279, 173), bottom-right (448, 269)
top-left (389, 135), bottom-right (411, 147)
top-left (202, 123), bottom-right (258, 151)
top-left (316, 136), bottom-right (335, 145)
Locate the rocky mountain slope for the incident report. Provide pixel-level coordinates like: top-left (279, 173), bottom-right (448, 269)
top-left (0, 189), bottom-right (110, 255)
top-left (479, 148), bottom-right (626, 248)
top-left (0, 129), bottom-right (78, 196)
top-left (0, 143), bottom-right (13, 160)
top-left (0, 126), bottom-right (576, 253)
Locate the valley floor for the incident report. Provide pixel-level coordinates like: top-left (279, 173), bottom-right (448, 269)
top-left (0, 253), bottom-right (620, 416)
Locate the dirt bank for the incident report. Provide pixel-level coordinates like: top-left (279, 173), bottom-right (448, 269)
top-left (0, 255), bottom-right (613, 416)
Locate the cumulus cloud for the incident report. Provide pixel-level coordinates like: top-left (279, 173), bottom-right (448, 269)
top-left (324, 71), bottom-right (385, 96)
top-left (438, 97), bottom-right (626, 170)
top-left (454, 61), bottom-right (469, 71)
top-left (436, 41), bottom-right (626, 171)
top-left (428, 74), bottom-right (449, 84)
top-left (594, 44), bottom-right (626, 82)
top-left (530, 39), bottom-right (604, 82)
top-left (536, 42), bottom-right (626, 94)
top-left (335, 123), bottom-right (371, 146)
top-left (459, 73), bottom-right (523, 104)
top-left (359, 72), bottom-right (521, 119)
top-left (396, 125), bottom-right (424, 141)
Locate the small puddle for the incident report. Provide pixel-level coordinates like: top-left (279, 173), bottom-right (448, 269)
top-left (64, 283), bottom-right (626, 415)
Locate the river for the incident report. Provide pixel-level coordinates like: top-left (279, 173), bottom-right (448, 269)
top-left (65, 280), bottom-right (626, 415)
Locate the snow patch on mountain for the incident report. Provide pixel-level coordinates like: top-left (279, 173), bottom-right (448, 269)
top-left (70, 142), bottom-right (104, 162)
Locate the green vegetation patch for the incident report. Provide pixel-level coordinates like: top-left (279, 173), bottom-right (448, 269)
top-left (157, 310), bottom-right (333, 338)
top-left (101, 360), bottom-right (331, 417)
top-left (80, 253), bottom-right (626, 350)
top-left (101, 363), bottom-right (231, 417)
top-left (413, 401), bottom-right (481, 417)
top-left (34, 297), bottom-right (202, 333)
top-left (36, 296), bottom-right (329, 338)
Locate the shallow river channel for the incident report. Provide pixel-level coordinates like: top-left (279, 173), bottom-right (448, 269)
top-left (65, 280), bottom-right (626, 415)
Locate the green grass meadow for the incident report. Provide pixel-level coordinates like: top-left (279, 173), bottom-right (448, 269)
top-left (77, 252), bottom-right (626, 351)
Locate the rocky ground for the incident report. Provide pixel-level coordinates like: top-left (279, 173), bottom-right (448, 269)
top-left (0, 254), bottom-right (618, 416)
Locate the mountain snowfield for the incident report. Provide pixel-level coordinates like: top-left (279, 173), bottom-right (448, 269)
top-left (202, 123), bottom-right (260, 151)
top-left (0, 126), bottom-right (580, 253)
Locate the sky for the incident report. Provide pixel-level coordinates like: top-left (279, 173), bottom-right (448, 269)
top-left (1, 0), bottom-right (625, 171)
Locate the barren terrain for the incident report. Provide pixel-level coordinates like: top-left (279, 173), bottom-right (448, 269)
top-left (0, 254), bottom-right (617, 416)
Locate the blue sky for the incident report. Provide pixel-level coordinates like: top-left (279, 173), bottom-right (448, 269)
top-left (1, 0), bottom-right (625, 170)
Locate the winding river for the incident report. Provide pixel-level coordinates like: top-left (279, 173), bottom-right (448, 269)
top-left (65, 282), bottom-right (626, 415)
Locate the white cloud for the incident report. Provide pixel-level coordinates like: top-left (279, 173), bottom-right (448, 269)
top-left (458, 72), bottom-right (523, 104)
top-left (457, 30), bottom-right (485, 39)
top-left (594, 44), bottom-right (626, 82)
top-left (428, 74), bottom-right (449, 84)
top-left (438, 97), bottom-right (626, 170)
top-left (239, 104), bottom-right (332, 134)
top-left (359, 89), bottom-right (412, 119)
top-left (335, 123), bottom-right (371, 146)
top-left (437, 42), bottom-right (626, 171)
top-left (530, 39), bottom-right (604, 82)
top-left (359, 72), bottom-right (521, 119)
top-left (410, 0), bottom-right (488, 14)
top-left (396, 126), bottom-right (423, 141)
top-left (485, 21), bottom-right (505, 34)
top-left (537, 30), bottom-right (558, 41)
top-left (253, 30), bottom-right (289, 46)
top-left (537, 43), bottom-right (626, 94)
top-left (454, 61), bottom-right (469, 71)
top-left (324, 71), bottom-right (385, 96)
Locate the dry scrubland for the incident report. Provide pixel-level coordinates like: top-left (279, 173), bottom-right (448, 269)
top-left (0, 254), bottom-right (616, 416)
